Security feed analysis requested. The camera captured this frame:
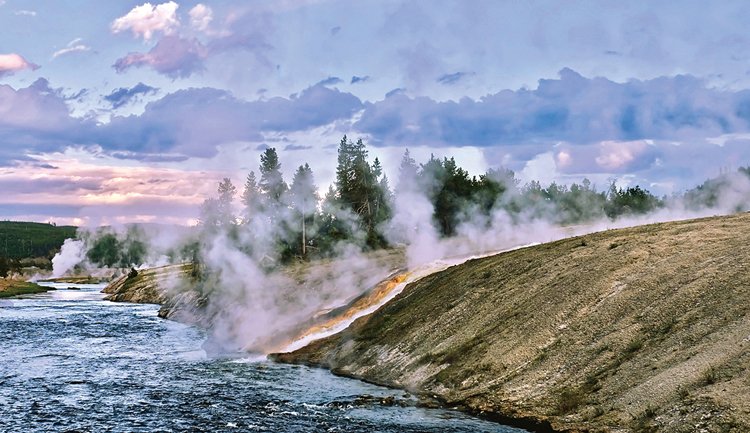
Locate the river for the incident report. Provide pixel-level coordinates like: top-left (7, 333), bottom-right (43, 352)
top-left (0, 284), bottom-right (526, 432)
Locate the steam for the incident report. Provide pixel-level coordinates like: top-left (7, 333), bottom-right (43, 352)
top-left (45, 144), bottom-right (750, 357)
top-left (51, 239), bottom-right (86, 278)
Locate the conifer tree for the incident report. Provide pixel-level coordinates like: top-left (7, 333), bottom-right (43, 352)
top-left (241, 171), bottom-right (261, 224)
top-left (288, 163), bottom-right (317, 256)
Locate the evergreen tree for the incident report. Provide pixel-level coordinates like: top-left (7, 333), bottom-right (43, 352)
top-left (334, 136), bottom-right (389, 247)
top-left (241, 171), bottom-right (261, 224)
top-left (397, 148), bottom-right (419, 193)
top-left (217, 177), bottom-right (237, 227)
top-left (119, 225), bottom-right (147, 267)
top-left (86, 233), bottom-right (121, 267)
top-left (259, 148), bottom-right (288, 232)
top-left (259, 148), bottom-right (287, 201)
top-left (474, 168), bottom-right (516, 215)
top-left (198, 198), bottom-right (220, 228)
top-left (288, 163), bottom-right (318, 257)
top-left (0, 256), bottom-right (9, 278)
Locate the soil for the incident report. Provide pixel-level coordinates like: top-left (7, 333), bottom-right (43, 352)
top-left (273, 213), bottom-right (750, 432)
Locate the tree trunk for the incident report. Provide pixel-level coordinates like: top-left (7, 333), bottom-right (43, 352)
top-left (302, 215), bottom-right (306, 256)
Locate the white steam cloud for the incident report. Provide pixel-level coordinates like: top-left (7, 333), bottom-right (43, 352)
top-left (49, 149), bottom-right (750, 356)
top-left (51, 238), bottom-right (86, 278)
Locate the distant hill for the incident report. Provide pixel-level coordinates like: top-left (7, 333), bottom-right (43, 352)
top-left (276, 213), bottom-right (750, 432)
top-left (0, 221), bottom-right (77, 260)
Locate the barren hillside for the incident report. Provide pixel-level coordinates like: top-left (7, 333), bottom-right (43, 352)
top-left (274, 213), bottom-right (750, 432)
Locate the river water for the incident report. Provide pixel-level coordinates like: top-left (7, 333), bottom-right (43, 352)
top-left (0, 285), bottom-right (525, 433)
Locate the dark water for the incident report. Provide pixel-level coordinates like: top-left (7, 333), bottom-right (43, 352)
top-left (0, 285), bottom-right (526, 433)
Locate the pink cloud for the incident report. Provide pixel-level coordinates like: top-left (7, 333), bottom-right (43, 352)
top-left (595, 140), bottom-right (651, 170)
top-left (0, 156), bottom-right (221, 225)
top-left (0, 53), bottom-right (39, 77)
top-left (113, 36), bottom-right (208, 78)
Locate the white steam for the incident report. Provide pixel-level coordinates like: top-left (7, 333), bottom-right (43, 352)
top-left (59, 152), bottom-right (750, 356)
top-left (51, 239), bottom-right (86, 278)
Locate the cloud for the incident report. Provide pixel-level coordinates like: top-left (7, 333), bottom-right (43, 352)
top-left (385, 88), bottom-right (405, 98)
top-left (0, 78), bottom-right (361, 165)
top-left (437, 71), bottom-right (472, 85)
top-left (113, 35), bottom-right (208, 78)
top-left (96, 83), bottom-right (363, 159)
top-left (351, 75), bottom-right (370, 84)
top-left (0, 156), bottom-right (218, 224)
top-left (317, 76), bottom-right (342, 86)
top-left (355, 68), bottom-right (750, 148)
top-left (104, 82), bottom-right (158, 109)
top-left (113, 9), bottom-right (273, 79)
top-left (0, 79), bottom-right (93, 163)
top-left (284, 144), bottom-right (313, 151)
top-left (52, 38), bottom-right (91, 59)
top-left (0, 53), bottom-right (39, 76)
top-left (14, 10), bottom-right (36, 17)
top-left (595, 140), bottom-right (653, 171)
top-left (189, 4), bottom-right (213, 32)
top-left (111, 1), bottom-right (179, 41)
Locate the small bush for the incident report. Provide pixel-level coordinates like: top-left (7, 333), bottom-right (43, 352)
top-left (677, 385), bottom-right (690, 399)
top-left (625, 338), bottom-right (644, 355)
top-left (701, 366), bottom-right (717, 386)
top-left (555, 388), bottom-right (585, 414)
top-left (632, 405), bottom-right (659, 433)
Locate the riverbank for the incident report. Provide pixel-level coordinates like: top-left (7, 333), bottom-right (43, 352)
top-left (39, 276), bottom-right (108, 284)
top-left (0, 279), bottom-right (54, 298)
top-left (274, 213), bottom-right (750, 432)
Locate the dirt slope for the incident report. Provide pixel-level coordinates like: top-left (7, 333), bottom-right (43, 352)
top-left (274, 213), bottom-right (750, 432)
top-left (102, 263), bottom-right (195, 304)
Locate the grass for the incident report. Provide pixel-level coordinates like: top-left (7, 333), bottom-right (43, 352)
top-left (0, 279), bottom-right (53, 298)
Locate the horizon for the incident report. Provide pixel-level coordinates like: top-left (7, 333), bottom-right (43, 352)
top-left (4, 1), bottom-right (750, 226)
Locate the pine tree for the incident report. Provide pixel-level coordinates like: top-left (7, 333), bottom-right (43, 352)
top-left (333, 136), bottom-right (390, 247)
top-left (259, 147), bottom-right (288, 224)
top-left (397, 148), bottom-right (418, 193)
top-left (216, 177), bottom-right (237, 227)
top-left (259, 148), bottom-right (287, 200)
top-left (241, 171), bottom-right (261, 224)
top-left (0, 256), bottom-right (9, 279)
top-left (288, 163), bottom-right (317, 256)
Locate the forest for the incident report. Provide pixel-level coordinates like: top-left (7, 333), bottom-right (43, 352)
top-left (186, 135), bottom-right (741, 264)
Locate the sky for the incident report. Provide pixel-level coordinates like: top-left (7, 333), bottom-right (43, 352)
top-left (4, 0), bottom-right (750, 225)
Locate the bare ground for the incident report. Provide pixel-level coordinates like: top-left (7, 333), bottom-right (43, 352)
top-left (273, 213), bottom-right (750, 432)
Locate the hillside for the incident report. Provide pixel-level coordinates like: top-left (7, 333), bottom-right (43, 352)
top-left (274, 213), bottom-right (750, 432)
top-left (0, 221), bottom-right (76, 260)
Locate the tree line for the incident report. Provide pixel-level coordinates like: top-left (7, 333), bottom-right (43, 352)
top-left (197, 135), bottom-right (683, 263)
top-left (198, 136), bottom-right (393, 262)
top-left (70, 136), bottom-right (750, 271)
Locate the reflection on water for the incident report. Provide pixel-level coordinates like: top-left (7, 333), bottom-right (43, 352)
top-left (0, 286), bottom-right (526, 432)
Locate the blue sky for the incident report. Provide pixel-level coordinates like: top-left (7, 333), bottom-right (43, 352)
top-left (3, 0), bottom-right (750, 224)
